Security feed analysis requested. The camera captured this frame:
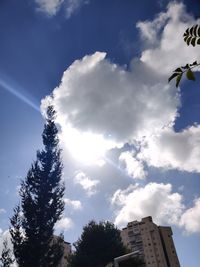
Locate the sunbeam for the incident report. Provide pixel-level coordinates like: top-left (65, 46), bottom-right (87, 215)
top-left (0, 76), bottom-right (40, 112)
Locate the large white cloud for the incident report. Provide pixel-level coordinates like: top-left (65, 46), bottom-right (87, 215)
top-left (42, 51), bottom-right (178, 143)
top-left (111, 182), bottom-right (200, 234)
top-left (41, 1), bottom-right (200, 175)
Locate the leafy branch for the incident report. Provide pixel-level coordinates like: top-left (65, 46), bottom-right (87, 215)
top-left (169, 61), bottom-right (200, 87)
top-left (183, 25), bottom-right (200, 46)
top-left (169, 25), bottom-right (200, 87)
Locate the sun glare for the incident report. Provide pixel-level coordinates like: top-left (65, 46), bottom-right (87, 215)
top-left (61, 127), bottom-right (117, 165)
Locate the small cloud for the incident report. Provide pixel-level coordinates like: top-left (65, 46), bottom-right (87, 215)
top-left (119, 151), bottom-right (147, 179)
top-left (74, 171), bottom-right (99, 196)
top-left (35, 0), bottom-right (64, 16)
top-left (55, 217), bottom-right (74, 231)
top-left (180, 198), bottom-right (200, 234)
top-left (64, 198), bottom-right (83, 210)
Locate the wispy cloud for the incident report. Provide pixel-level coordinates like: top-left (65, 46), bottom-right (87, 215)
top-left (35, 0), bottom-right (89, 18)
top-left (74, 171), bottom-right (99, 196)
top-left (35, 0), bottom-right (64, 16)
top-left (180, 198), bottom-right (200, 234)
top-left (119, 151), bottom-right (147, 179)
top-left (0, 209), bottom-right (6, 214)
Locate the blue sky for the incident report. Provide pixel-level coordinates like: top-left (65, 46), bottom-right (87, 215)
top-left (0, 1), bottom-right (200, 266)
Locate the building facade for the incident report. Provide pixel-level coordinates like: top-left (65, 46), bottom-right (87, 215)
top-left (53, 236), bottom-right (71, 267)
top-left (120, 216), bottom-right (180, 267)
top-left (57, 240), bottom-right (71, 267)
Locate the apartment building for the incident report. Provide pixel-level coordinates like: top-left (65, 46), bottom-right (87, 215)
top-left (53, 236), bottom-right (71, 267)
top-left (120, 216), bottom-right (180, 267)
top-left (57, 240), bottom-right (71, 267)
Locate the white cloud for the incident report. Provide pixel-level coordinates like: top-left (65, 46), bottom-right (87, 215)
top-left (35, 0), bottom-right (64, 16)
top-left (74, 171), bottom-right (99, 196)
top-left (111, 182), bottom-right (184, 228)
top-left (64, 198), bottom-right (82, 210)
top-left (55, 217), bottom-right (74, 231)
top-left (35, 0), bottom-right (88, 17)
top-left (180, 198), bottom-right (200, 234)
top-left (41, 51), bottom-right (178, 144)
top-left (119, 151), bottom-right (147, 179)
top-left (139, 126), bottom-right (200, 172)
top-left (138, 2), bottom-right (200, 75)
top-left (111, 182), bottom-right (200, 235)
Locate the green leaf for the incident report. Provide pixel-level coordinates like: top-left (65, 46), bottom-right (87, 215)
top-left (168, 72), bottom-right (179, 83)
top-left (191, 37), bottom-right (196, 47)
top-left (182, 64), bottom-right (189, 69)
top-left (186, 36), bottom-right (192, 45)
top-left (174, 67), bottom-right (182, 73)
top-left (194, 25), bottom-right (198, 36)
top-left (186, 69), bottom-right (196, 81)
top-left (190, 61), bottom-right (197, 66)
top-left (176, 73), bottom-right (183, 87)
top-left (183, 28), bottom-right (189, 37)
top-left (189, 26), bottom-right (194, 35)
top-left (198, 26), bottom-right (200, 37)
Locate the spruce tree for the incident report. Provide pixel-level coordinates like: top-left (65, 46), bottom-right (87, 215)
top-left (10, 106), bottom-right (65, 267)
top-left (0, 239), bottom-right (14, 267)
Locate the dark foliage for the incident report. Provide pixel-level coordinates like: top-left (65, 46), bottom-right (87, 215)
top-left (118, 257), bottom-right (144, 267)
top-left (0, 239), bottom-right (14, 267)
top-left (10, 106), bottom-right (65, 267)
top-left (68, 220), bottom-right (127, 267)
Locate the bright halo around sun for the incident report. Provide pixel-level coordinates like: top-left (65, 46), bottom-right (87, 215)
top-left (60, 127), bottom-right (117, 165)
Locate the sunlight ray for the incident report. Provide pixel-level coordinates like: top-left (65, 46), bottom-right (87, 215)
top-left (0, 77), bottom-right (40, 112)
